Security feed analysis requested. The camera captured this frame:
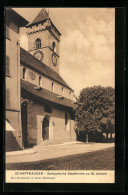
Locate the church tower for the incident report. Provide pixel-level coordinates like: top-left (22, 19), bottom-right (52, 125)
top-left (26, 8), bottom-right (61, 73)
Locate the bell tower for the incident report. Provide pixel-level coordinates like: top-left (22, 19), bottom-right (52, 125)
top-left (26, 8), bottom-right (61, 73)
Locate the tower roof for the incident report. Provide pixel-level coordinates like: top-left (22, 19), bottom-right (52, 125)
top-left (26, 8), bottom-right (49, 27)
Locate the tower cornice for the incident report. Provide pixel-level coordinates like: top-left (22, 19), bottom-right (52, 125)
top-left (27, 20), bottom-right (60, 42)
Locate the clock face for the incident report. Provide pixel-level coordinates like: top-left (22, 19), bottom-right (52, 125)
top-left (33, 50), bottom-right (44, 61)
top-left (51, 53), bottom-right (57, 66)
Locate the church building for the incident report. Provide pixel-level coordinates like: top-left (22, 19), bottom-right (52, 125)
top-left (20, 9), bottom-right (77, 148)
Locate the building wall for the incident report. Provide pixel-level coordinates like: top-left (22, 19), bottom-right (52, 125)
top-left (6, 20), bottom-right (22, 148)
top-left (25, 100), bottom-right (76, 146)
top-left (20, 64), bottom-right (74, 101)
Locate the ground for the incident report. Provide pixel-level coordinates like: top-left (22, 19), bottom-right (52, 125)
top-left (6, 147), bottom-right (114, 170)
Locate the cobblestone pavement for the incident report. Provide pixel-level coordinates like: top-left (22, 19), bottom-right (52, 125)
top-left (6, 143), bottom-right (114, 164)
top-left (6, 147), bottom-right (114, 170)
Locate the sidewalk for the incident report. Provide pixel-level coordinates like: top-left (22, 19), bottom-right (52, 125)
top-left (6, 142), bottom-right (114, 164)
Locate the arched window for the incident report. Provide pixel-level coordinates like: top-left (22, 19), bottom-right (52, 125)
top-left (35, 38), bottom-right (41, 49)
top-left (52, 82), bottom-right (54, 92)
top-left (69, 91), bottom-right (71, 98)
top-left (62, 87), bottom-right (64, 96)
top-left (52, 42), bottom-right (56, 52)
top-left (39, 76), bottom-right (42, 86)
top-left (23, 68), bottom-right (26, 80)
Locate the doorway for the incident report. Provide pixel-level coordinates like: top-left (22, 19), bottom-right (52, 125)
top-left (42, 117), bottom-right (49, 140)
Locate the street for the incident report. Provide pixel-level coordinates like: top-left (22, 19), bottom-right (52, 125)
top-left (6, 147), bottom-right (114, 170)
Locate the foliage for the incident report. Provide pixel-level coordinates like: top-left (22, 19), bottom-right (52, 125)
top-left (75, 86), bottom-right (115, 136)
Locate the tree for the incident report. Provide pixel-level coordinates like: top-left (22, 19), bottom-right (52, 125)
top-left (75, 86), bottom-right (115, 142)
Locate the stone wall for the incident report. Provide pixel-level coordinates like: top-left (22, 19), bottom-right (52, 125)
top-left (25, 100), bottom-right (76, 146)
top-left (20, 64), bottom-right (74, 101)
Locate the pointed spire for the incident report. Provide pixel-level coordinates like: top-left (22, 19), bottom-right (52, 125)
top-left (26, 8), bottom-right (49, 27)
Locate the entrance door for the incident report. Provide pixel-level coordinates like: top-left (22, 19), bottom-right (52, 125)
top-left (42, 117), bottom-right (49, 140)
top-left (21, 102), bottom-right (28, 148)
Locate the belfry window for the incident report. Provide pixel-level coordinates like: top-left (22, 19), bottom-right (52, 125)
top-left (52, 42), bottom-right (56, 52)
top-left (35, 38), bottom-right (41, 49)
top-left (23, 68), bottom-right (26, 80)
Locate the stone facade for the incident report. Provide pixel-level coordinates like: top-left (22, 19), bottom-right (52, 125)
top-left (21, 97), bottom-right (76, 147)
top-left (20, 64), bottom-right (75, 101)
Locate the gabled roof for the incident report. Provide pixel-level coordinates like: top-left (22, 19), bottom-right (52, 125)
top-left (26, 8), bottom-right (49, 27)
top-left (21, 80), bottom-right (76, 109)
top-left (20, 48), bottom-right (73, 91)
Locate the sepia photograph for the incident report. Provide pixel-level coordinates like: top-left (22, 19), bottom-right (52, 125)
top-left (5, 7), bottom-right (115, 184)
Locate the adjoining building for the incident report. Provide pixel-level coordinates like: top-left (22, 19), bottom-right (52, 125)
top-left (5, 8), bottom-right (28, 151)
top-left (6, 8), bottom-right (77, 151)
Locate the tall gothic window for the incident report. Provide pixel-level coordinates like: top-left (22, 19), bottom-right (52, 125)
top-left (35, 38), bottom-right (41, 49)
top-left (23, 68), bottom-right (26, 80)
top-left (52, 82), bottom-right (54, 92)
top-left (39, 76), bottom-right (42, 86)
top-left (52, 42), bottom-right (56, 52)
top-left (62, 87), bottom-right (64, 96)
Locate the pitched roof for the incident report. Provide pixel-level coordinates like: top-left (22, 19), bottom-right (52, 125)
top-left (26, 8), bottom-right (49, 27)
top-left (20, 47), bottom-right (73, 91)
top-left (21, 80), bottom-right (76, 109)
top-left (6, 8), bottom-right (28, 27)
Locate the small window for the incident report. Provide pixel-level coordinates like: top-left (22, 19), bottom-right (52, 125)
top-left (35, 38), bottom-right (41, 49)
top-left (62, 87), bottom-right (64, 96)
top-left (39, 76), bottom-right (42, 86)
top-left (69, 91), bottom-right (71, 98)
top-left (52, 82), bottom-right (54, 92)
top-left (6, 56), bottom-right (10, 76)
top-left (52, 42), bottom-right (56, 52)
top-left (23, 68), bottom-right (26, 80)
top-left (6, 89), bottom-right (10, 108)
top-left (44, 105), bottom-right (52, 113)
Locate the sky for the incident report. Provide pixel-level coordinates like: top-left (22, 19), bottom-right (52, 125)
top-left (13, 8), bottom-right (115, 97)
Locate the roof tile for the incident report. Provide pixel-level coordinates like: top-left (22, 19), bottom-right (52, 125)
top-left (26, 8), bottom-right (49, 27)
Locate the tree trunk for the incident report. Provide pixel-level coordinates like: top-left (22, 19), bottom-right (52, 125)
top-left (106, 133), bottom-right (108, 139)
top-left (110, 133), bottom-right (112, 139)
top-left (86, 132), bottom-right (88, 143)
